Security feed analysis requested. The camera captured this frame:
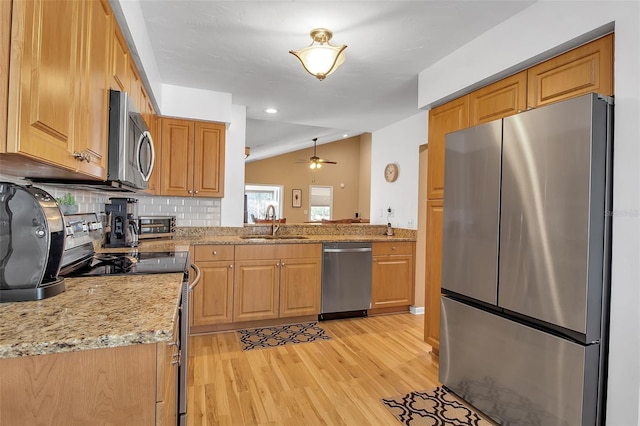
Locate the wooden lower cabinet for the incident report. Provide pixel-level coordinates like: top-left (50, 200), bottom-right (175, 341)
top-left (280, 257), bottom-right (321, 317)
top-left (234, 259), bottom-right (280, 322)
top-left (190, 245), bottom-right (235, 328)
top-left (0, 343), bottom-right (167, 425)
top-left (371, 242), bottom-right (415, 312)
top-left (233, 244), bottom-right (322, 323)
top-left (424, 200), bottom-right (444, 355)
top-left (156, 319), bottom-right (179, 426)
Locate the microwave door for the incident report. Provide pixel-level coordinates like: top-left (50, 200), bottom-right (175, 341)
top-left (136, 131), bottom-right (155, 182)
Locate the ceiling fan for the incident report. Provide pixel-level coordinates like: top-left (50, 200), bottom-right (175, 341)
top-left (297, 138), bottom-right (337, 169)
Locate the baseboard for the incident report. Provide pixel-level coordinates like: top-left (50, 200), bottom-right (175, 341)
top-left (410, 306), bottom-right (425, 315)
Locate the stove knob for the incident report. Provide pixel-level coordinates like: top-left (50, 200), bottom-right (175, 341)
top-left (65, 226), bottom-right (74, 236)
top-left (36, 228), bottom-right (46, 237)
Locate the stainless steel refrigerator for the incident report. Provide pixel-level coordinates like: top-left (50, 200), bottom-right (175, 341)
top-left (439, 93), bottom-right (613, 425)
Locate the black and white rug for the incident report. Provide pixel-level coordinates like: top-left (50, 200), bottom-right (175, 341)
top-left (237, 322), bottom-right (332, 351)
top-left (382, 387), bottom-right (493, 426)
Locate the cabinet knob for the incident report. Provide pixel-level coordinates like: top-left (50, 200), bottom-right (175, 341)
top-left (72, 151), bottom-right (91, 163)
top-left (276, 262), bottom-right (280, 267)
top-left (281, 262), bottom-right (285, 267)
top-left (212, 251), bottom-right (217, 255)
top-left (188, 190), bottom-right (193, 194)
top-left (229, 264), bottom-right (233, 268)
top-left (391, 246), bottom-right (396, 250)
top-left (194, 190), bottom-right (199, 194)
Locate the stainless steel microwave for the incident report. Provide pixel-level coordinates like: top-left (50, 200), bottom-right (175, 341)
top-left (107, 90), bottom-right (155, 190)
top-left (138, 216), bottom-right (176, 239)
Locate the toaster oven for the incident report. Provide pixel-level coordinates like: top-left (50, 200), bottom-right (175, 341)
top-left (138, 216), bottom-right (176, 239)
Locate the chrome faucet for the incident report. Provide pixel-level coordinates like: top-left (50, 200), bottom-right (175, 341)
top-left (265, 204), bottom-right (280, 236)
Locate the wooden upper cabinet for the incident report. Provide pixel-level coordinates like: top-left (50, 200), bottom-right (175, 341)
top-left (128, 63), bottom-right (141, 109)
top-left (110, 23), bottom-right (128, 92)
top-left (470, 71), bottom-right (527, 126)
top-left (160, 117), bottom-right (226, 198)
top-left (161, 117), bottom-right (194, 196)
top-left (427, 95), bottom-right (469, 199)
top-left (424, 199), bottom-right (444, 355)
top-left (194, 121), bottom-right (225, 197)
top-left (75, 0), bottom-right (111, 179)
top-left (527, 34), bottom-right (613, 109)
top-left (7, 0), bottom-right (81, 168)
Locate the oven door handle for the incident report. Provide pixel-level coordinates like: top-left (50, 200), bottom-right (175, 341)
top-left (188, 263), bottom-right (201, 291)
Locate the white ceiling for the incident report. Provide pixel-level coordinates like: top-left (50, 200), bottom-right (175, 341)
top-left (136, 1), bottom-right (534, 161)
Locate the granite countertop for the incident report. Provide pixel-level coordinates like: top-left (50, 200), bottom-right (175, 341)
top-left (0, 273), bottom-right (183, 359)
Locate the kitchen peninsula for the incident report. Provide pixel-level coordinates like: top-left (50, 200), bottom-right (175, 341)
top-left (0, 224), bottom-right (416, 425)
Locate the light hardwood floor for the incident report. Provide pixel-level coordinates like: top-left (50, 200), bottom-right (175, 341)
top-left (187, 314), bottom-right (440, 425)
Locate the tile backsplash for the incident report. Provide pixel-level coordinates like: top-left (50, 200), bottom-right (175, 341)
top-left (0, 175), bottom-right (221, 227)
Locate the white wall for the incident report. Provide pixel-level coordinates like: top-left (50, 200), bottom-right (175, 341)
top-left (160, 84), bottom-right (233, 125)
top-left (417, 2), bottom-right (640, 424)
top-left (370, 110), bottom-right (427, 229)
top-left (221, 105), bottom-right (247, 227)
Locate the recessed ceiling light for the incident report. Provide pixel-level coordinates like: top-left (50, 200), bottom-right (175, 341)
top-left (265, 108), bottom-right (278, 114)
top-left (343, 134), bottom-right (348, 138)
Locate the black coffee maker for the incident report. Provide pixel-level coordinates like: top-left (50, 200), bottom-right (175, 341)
top-left (105, 198), bottom-right (139, 248)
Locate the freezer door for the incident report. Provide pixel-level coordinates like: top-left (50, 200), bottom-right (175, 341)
top-left (442, 121), bottom-right (502, 304)
top-left (440, 296), bottom-right (600, 426)
top-left (499, 93), bottom-right (609, 342)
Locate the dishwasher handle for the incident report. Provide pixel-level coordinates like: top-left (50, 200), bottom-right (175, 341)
top-left (323, 247), bottom-right (372, 253)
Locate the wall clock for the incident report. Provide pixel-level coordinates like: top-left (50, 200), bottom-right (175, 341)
top-left (384, 163), bottom-right (399, 182)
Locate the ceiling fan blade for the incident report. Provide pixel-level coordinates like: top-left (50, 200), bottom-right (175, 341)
top-left (317, 159), bottom-right (337, 164)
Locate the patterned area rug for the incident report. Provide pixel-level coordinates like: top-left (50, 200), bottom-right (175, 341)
top-left (237, 322), bottom-right (332, 351)
top-left (382, 387), bottom-right (493, 426)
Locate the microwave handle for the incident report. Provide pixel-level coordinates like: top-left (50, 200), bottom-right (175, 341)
top-left (136, 131), bottom-right (155, 182)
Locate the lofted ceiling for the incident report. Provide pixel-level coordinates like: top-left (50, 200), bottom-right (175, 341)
top-left (135, 1), bottom-right (534, 161)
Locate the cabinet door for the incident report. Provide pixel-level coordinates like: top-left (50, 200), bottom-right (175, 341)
top-left (110, 23), bottom-right (128, 91)
top-left (156, 320), bottom-right (178, 425)
top-left (372, 254), bottom-right (414, 309)
top-left (7, 0), bottom-right (81, 169)
top-left (425, 199), bottom-right (444, 354)
top-left (191, 260), bottom-right (234, 326)
top-left (470, 71), bottom-right (527, 126)
top-left (527, 34), bottom-right (613, 109)
top-left (427, 95), bottom-right (469, 199)
top-left (193, 121), bottom-right (225, 197)
top-left (160, 118), bottom-right (194, 196)
top-left (0, 0), bottom-right (10, 147)
top-left (280, 257), bottom-right (321, 317)
top-left (75, 0), bottom-right (111, 179)
top-left (233, 260), bottom-right (279, 322)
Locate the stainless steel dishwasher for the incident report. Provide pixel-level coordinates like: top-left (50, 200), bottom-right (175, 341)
top-left (320, 242), bottom-right (372, 320)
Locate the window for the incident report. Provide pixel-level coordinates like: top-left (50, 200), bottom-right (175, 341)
top-left (245, 184), bottom-right (283, 223)
top-left (309, 185), bottom-right (333, 221)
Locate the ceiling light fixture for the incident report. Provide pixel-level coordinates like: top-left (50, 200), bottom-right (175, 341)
top-left (244, 147), bottom-right (250, 159)
top-left (289, 28), bottom-right (347, 81)
top-left (265, 108), bottom-right (278, 114)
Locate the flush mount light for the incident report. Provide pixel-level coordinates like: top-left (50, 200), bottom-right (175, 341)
top-left (289, 28), bottom-right (347, 81)
top-left (265, 108), bottom-right (278, 114)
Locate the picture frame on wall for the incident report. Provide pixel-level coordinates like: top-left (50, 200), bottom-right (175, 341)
top-left (292, 189), bottom-right (302, 208)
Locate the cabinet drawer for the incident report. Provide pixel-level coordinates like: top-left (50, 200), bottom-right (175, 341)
top-left (235, 243), bottom-right (321, 260)
top-left (373, 241), bottom-right (414, 256)
top-left (193, 244), bottom-right (234, 262)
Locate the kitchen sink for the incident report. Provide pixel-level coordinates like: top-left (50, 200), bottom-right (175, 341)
top-left (239, 235), bottom-right (308, 240)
